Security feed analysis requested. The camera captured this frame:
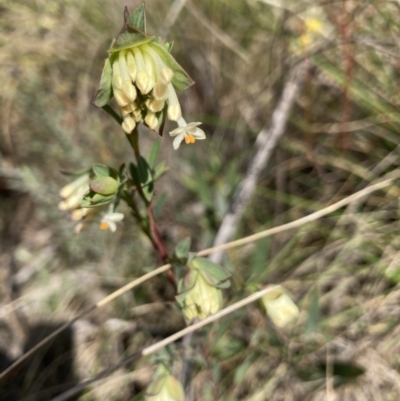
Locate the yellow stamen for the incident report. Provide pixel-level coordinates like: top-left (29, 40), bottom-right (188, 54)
top-left (100, 222), bottom-right (109, 230)
top-left (184, 133), bottom-right (196, 144)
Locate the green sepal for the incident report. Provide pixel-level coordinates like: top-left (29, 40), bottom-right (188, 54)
top-left (175, 237), bottom-right (192, 259)
top-left (92, 58), bottom-right (113, 107)
top-left (81, 192), bottom-right (115, 208)
top-left (128, 3), bottom-right (146, 32)
top-left (147, 42), bottom-right (194, 91)
top-left (189, 257), bottom-right (231, 289)
top-left (89, 176), bottom-right (118, 195)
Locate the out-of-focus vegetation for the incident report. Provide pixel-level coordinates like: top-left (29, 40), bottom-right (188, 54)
top-left (2, 0), bottom-right (400, 400)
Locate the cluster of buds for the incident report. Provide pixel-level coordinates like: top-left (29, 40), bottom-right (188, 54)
top-left (93, 4), bottom-right (206, 149)
top-left (58, 169), bottom-right (124, 233)
top-left (176, 257), bottom-right (231, 322)
top-left (112, 44), bottom-right (180, 134)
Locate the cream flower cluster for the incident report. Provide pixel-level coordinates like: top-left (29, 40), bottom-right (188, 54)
top-left (111, 43), bottom-right (206, 149)
top-left (112, 43), bottom-right (181, 134)
top-left (59, 174), bottom-right (123, 233)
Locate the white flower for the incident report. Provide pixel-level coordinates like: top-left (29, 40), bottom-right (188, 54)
top-left (99, 209), bottom-right (124, 232)
top-left (169, 117), bottom-right (206, 150)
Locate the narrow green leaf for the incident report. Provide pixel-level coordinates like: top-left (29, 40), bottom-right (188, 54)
top-left (175, 237), bottom-right (192, 259)
top-left (129, 163), bottom-right (140, 186)
top-left (138, 156), bottom-right (154, 202)
top-left (128, 3), bottom-right (146, 32)
top-left (148, 42), bottom-right (194, 91)
top-left (153, 192), bottom-right (167, 219)
top-left (154, 162), bottom-right (169, 181)
top-left (148, 139), bottom-right (161, 169)
top-left (92, 58), bottom-right (113, 107)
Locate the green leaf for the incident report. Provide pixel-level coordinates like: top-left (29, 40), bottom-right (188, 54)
top-left (129, 163), bottom-right (140, 186)
top-left (92, 58), bottom-right (113, 107)
top-left (138, 156), bottom-right (154, 202)
top-left (128, 3), bottom-right (146, 32)
top-left (154, 162), bottom-right (169, 181)
top-left (189, 257), bottom-right (231, 288)
top-left (175, 237), bottom-right (192, 259)
top-left (89, 176), bottom-right (118, 195)
top-left (148, 139), bottom-right (161, 169)
top-left (153, 192), bottom-right (167, 219)
top-left (148, 42), bottom-right (194, 91)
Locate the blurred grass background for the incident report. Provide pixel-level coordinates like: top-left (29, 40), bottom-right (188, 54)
top-left (2, 0), bottom-right (400, 400)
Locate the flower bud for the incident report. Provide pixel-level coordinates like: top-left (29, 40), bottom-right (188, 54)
top-left (122, 116), bottom-right (136, 134)
top-left (261, 286), bottom-right (299, 328)
top-left (59, 174), bottom-right (90, 210)
top-left (145, 366), bottom-right (184, 401)
top-left (145, 111), bottom-right (158, 130)
top-left (177, 269), bottom-right (223, 322)
top-left (113, 89), bottom-right (130, 107)
top-left (147, 99), bottom-right (165, 113)
top-left (126, 50), bottom-right (137, 82)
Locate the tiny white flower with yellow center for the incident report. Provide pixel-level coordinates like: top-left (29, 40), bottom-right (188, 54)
top-left (99, 208), bottom-right (124, 232)
top-left (169, 117), bottom-right (206, 150)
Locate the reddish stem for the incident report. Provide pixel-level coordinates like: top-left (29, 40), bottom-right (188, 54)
top-left (147, 204), bottom-right (177, 291)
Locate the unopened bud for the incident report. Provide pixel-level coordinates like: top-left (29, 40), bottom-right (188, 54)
top-left (145, 111), bottom-right (158, 130)
top-left (147, 99), bottom-right (165, 112)
top-left (122, 116), bottom-right (136, 134)
top-left (160, 67), bottom-right (174, 83)
top-left (126, 50), bottom-right (137, 82)
top-left (261, 286), bottom-right (299, 328)
top-left (114, 89), bottom-right (130, 107)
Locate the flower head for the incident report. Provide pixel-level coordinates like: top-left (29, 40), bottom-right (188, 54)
top-left (169, 117), bottom-right (206, 150)
top-left (92, 4), bottom-right (206, 149)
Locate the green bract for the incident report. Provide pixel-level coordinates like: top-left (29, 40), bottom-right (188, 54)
top-left (81, 164), bottom-right (120, 208)
top-left (176, 257), bottom-right (231, 321)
